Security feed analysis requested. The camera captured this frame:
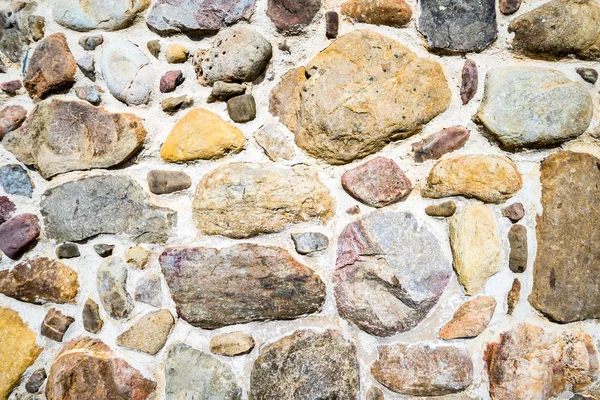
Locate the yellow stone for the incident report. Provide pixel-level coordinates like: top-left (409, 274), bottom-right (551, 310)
top-left (160, 108), bottom-right (245, 162)
top-left (0, 307), bottom-right (42, 400)
top-left (165, 44), bottom-right (188, 64)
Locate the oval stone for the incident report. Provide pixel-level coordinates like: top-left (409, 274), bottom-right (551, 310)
top-left (53, 0), bottom-right (149, 31)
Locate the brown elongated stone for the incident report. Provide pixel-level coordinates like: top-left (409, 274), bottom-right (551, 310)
top-left (210, 331), bottom-right (255, 356)
top-left (82, 298), bottom-right (103, 333)
top-left (507, 278), bottom-right (521, 315)
top-left (508, 224), bottom-right (528, 273)
top-left (500, 0), bottom-right (522, 14)
top-left (438, 296), bottom-right (496, 339)
top-left (325, 11), bottom-right (338, 38)
top-left (460, 59), bottom-right (478, 104)
top-left (41, 308), bottom-right (74, 342)
top-left (425, 201), bottom-right (456, 217)
top-left (25, 369), bottom-right (46, 394)
top-left (0, 214), bottom-right (40, 259)
top-left (341, 0), bottom-right (412, 27)
top-left (412, 126), bottom-right (470, 162)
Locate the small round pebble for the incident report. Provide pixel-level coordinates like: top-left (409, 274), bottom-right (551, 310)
top-left (56, 243), bottom-right (80, 259)
top-left (425, 201), bottom-right (457, 217)
top-left (165, 44), bottom-right (188, 63)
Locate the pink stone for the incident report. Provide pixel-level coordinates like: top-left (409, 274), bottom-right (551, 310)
top-left (460, 59), bottom-right (478, 104)
top-left (412, 126), bottom-right (470, 162)
top-left (0, 196), bottom-right (16, 225)
top-left (1, 80), bottom-right (22, 95)
top-left (160, 70), bottom-right (184, 93)
top-left (0, 105), bottom-right (27, 139)
top-left (0, 214), bottom-right (40, 259)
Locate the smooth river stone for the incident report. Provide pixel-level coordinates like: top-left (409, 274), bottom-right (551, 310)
top-left (160, 244), bottom-right (326, 328)
top-left (438, 296), bottom-right (496, 339)
top-left (269, 30), bottom-right (450, 164)
top-left (476, 67), bottom-right (592, 149)
top-left (53, 0), bottom-right (149, 31)
top-left (334, 211), bottom-right (452, 336)
top-left (192, 163), bottom-right (333, 238)
top-left (210, 331), bottom-right (255, 356)
top-left (97, 257), bottom-right (133, 320)
top-left (0, 214), bottom-right (40, 260)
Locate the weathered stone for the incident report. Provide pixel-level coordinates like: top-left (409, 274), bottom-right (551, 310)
top-left (41, 308), bottom-right (74, 342)
top-left (0, 2), bottom-right (35, 63)
top-left (0, 164), bottom-right (33, 197)
top-left (160, 244), bottom-right (326, 328)
top-left (334, 211), bottom-right (452, 336)
top-left (196, 26), bottom-right (272, 86)
top-left (508, 224), bottom-right (527, 273)
top-left (0, 196), bottom-right (15, 225)
top-left (367, 387), bottom-right (385, 400)
top-left (74, 85), bottom-right (102, 105)
top-left (24, 33), bottom-right (76, 99)
top-left (125, 246), bottom-right (150, 270)
top-left (101, 41), bottom-right (155, 105)
top-left (79, 35), bottom-right (103, 50)
top-left (342, 0), bottom-right (411, 27)
top-left (341, 157), bottom-right (411, 208)
top-left (161, 96), bottom-right (194, 113)
top-left (267, 0), bottom-right (321, 33)
top-left (4, 100), bottom-right (146, 179)
top-left (147, 170), bottom-right (191, 194)
top-left (117, 310), bottom-right (174, 355)
top-left (485, 323), bottom-right (598, 399)
top-left (0, 307), bottom-right (42, 400)
top-left (250, 330), bottom-right (359, 399)
top-left (509, 0), bottom-right (600, 60)
top-left (0, 105), bottom-right (27, 139)
top-left (53, 0), bottom-right (149, 31)
top-left (450, 204), bottom-right (501, 295)
top-left (134, 274), bottom-right (162, 307)
top-left (1, 79), bottom-right (22, 95)
top-left (82, 297), bottom-right (103, 333)
top-left (325, 11), bottom-right (338, 38)
top-left (160, 70), bottom-right (184, 93)
top-left (500, 0), bottom-right (521, 14)
top-left (41, 174), bottom-right (176, 243)
top-left (423, 155), bottom-right (522, 203)
top-left (165, 44), bottom-right (188, 64)
top-left (56, 243), bottom-right (79, 259)
top-left (577, 67), bottom-right (598, 84)
top-left (425, 201), bottom-right (456, 217)
top-left (502, 202), bottom-right (525, 222)
top-left (146, 0), bottom-right (254, 34)
top-left (270, 30), bottom-right (450, 164)
top-left (254, 121), bottom-right (295, 161)
top-left (25, 369), bottom-right (46, 394)
top-left (193, 163), bottom-right (333, 238)
top-left (76, 53), bottom-right (95, 81)
top-left (372, 343), bottom-right (473, 396)
top-left (28, 15), bottom-right (45, 41)
top-left (507, 278), bottom-right (521, 315)
top-left (46, 337), bottom-right (156, 400)
top-left (97, 257), bottom-right (133, 320)
top-left (476, 67), bottom-right (592, 149)
top-left (147, 40), bottom-right (160, 58)
top-left (461, 59), bottom-right (478, 104)
top-left (291, 232), bottom-right (329, 255)
top-left (165, 343), bottom-right (242, 400)
top-left (227, 94), bottom-right (256, 123)
top-left (439, 296), bottom-right (496, 339)
top-left (93, 244), bottom-right (114, 258)
top-left (0, 214), bottom-right (40, 260)
top-left (207, 81), bottom-right (246, 103)
top-left (210, 331), bottom-right (255, 356)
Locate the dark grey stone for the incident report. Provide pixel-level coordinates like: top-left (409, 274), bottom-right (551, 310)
top-left (25, 368), bottom-right (46, 393)
top-left (79, 35), bottom-right (103, 51)
top-left (56, 243), bottom-right (80, 259)
top-left (94, 244), bottom-right (114, 258)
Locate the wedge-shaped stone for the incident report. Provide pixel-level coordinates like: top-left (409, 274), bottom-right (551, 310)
top-left (53, 0), bottom-right (150, 31)
top-left (438, 296), bottom-right (496, 339)
top-left (116, 310), bottom-right (174, 355)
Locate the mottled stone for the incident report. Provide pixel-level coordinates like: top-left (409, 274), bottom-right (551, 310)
top-left (507, 278), bottom-right (521, 315)
top-left (267, 0), bottom-right (321, 33)
top-left (74, 85), bottom-right (102, 105)
top-left (334, 211), bottom-right (452, 336)
top-left (165, 343), bottom-right (242, 399)
top-left (28, 16), bottom-right (45, 41)
top-left (134, 274), bottom-right (162, 307)
top-left (423, 155), bottom-right (522, 203)
top-left (93, 244), bottom-right (114, 258)
top-left (207, 81), bottom-right (246, 103)
top-left (0, 214), bottom-right (40, 260)
top-left (165, 44), bottom-right (188, 64)
top-left (461, 59), bottom-right (478, 104)
top-left (1, 79), bottom-right (22, 95)
top-left (425, 201), bottom-right (456, 217)
top-left (97, 257), bottom-right (133, 320)
top-left (250, 330), bottom-right (359, 399)
top-left (147, 40), bottom-right (160, 58)
top-left (82, 297), bottom-right (103, 333)
top-left (0, 164), bottom-right (33, 197)
top-left (476, 67), bottom-right (592, 149)
top-left (56, 243), bottom-right (79, 259)
top-left (254, 121), bottom-right (295, 161)
top-left (160, 244), bottom-right (326, 328)
top-left (346, 205), bottom-right (361, 215)
top-left (0, 105), bottom-right (27, 139)
top-left (367, 387), bottom-right (385, 400)
top-left (450, 204), bottom-right (501, 295)
top-left (161, 96), bottom-right (194, 113)
top-left (0, 196), bottom-right (16, 225)
top-left (160, 70), bottom-right (184, 93)
top-left (53, 0), bottom-right (149, 31)
top-left (502, 202), bottom-right (525, 222)
top-left (46, 337), bottom-right (156, 400)
top-left (500, 0), bottom-right (521, 14)
top-left (0, 2), bottom-right (35, 63)
top-left (210, 331), bottom-right (255, 356)
top-left (372, 343), bottom-right (473, 396)
top-left (577, 67), bottom-right (598, 84)
top-left (508, 224), bottom-right (528, 273)
top-left (291, 232), bottom-right (329, 255)
top-left (439, 296), bottom-right (496, 339)
top-left (41, 175), bottom-right (176, 243)
top-left (342, 0), bottom-right (411, 27)
top-left (125, 246), bottom-right (150, 270)
top-left (24, 33), bottom-right (76, 99)
top-left (147, 170), bottom-right (191, 194)
top-left (485, 323), bottom-right (598, 399)
top-left (76, 53), bottom-right (95, 81)
top-left (4, 100), bottom-right (146, 179)
top-left (117, 310), bottom-right (174, 355)
top-left (227, 94), bottom-right (256, 123)
top-left (79, 35), bottom-right (103, 50)
top-left (325, 11), bottom-right (338, 38)
top-left (25, 369), bottom-right (46, 394)
top-left (193, 163), bottom-right (333, 238)
top-left (270, 30), bottom-right (450, 164)
top-left (41, 308), bottom-right (74, 342)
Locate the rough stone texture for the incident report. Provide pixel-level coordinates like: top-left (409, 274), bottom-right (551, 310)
top-left (425, 201), bottom-right (456, 217)
top-left (254, 121), bottom-right (295, 161)
top-left (96, 257), bottom-right (134, 320)
top-left (461, 59), bottom-right (478, 104)
top-left (423, 155), bottom-right (522, 203)
top-left (82, 297), bottom-right (103, 333)
top-left (530, 151), bottom-right (600, 323)
top-left (507, 278), bottom-right (521, 315)
top-left (372, 343), bottom-right (473, 396)
top-left (53, 0), bottom-right (149, 31)
top-left (125, 246), bottom-right (150, 269)
top-left (4, 99), bottom-right (146, 179)
top-left (412, 126), bottom-right (470, 162)
top-left (227, 94), bottom-right (256, 123)
top-left (76, 53), bottom-right (95, 81)
top-left (160, 70), bottom-right (184, 93)
top-left (146, 40), bottom-right (160, 58)
top-left (418, 0), bottom-right (497, 53)
top-left (134, 274), bottom-right (162, 307)
top-left (500, 0), bottom-right (522, 14)
top-left (93, 244), bottom-right (114, 258)
top-left (326, 11), bottom-right (339, 38)
top-left (334, 211), bottom-right (452, 336)
top-left (270, 30), bottom-right (451, 164)
top-left (485, 323), bottom-right (598, 399)
top-left (0, 196), bottom-right (16, 225)
top-left (341, 0), bottom-right (412, 27)
top-left (56, 243), bottom-right (80, 259)
top-left (450, 204), bottom-right (502, 295)
top-left (438, 296), bottom-right (496, 339)
top-left (116, 309), bottom-right (174, 355)
top-left (267, 0), bottom-right (321, 33)
top-left (0, 257), bottom-right (79, 304)
top-left (25, 369), bottom-right (46, 394)
top-left (0, 2), bottom-right (35, 63)
top-left (40, 308), bottom-right (74, 342)
top-left (147, 170), bottom-right (191, 194)
top-left (502, 202), bottom-right (525, 222)
top-left (161, 96), bottom-right (194, 113)
top-left (210, 331), bottom-right (255, 356)
top-left (0, 105), bottom-right (27, 139)
top-left (165, 343), bottom-right (242, 399)
top-left (0, 164), bottom-right (33, 197)
top-left (508, 224), bottom-right (528, 273)
top-left (476, 67), bottom-right (593, 149)
top-left (45, 337), bottom-right (156, 400)
top-left (250, 330), bottom-right (359, 399)
top-left (41, 174), bottom-right (176, 243)
top-left (1, 80), bottom-right (22, 95)
top-left (577, 67), bottom-right (598, 84)
top-left (0, 214), bottom-right (40, 260)
top-left (74, 85), bottom-right (102, 105)
top-left (160, 244), bottom-right (326, 328)
top-left (367, 387), bottom-right (385, 400)
top-left (193, 163), bottom-right (333, 238)
top-left (207, 81), bottom-right (246, 103)
top-left (291, 232), bottom-right (329, 255)
top-left (341, 157), bottom-right (412, 208)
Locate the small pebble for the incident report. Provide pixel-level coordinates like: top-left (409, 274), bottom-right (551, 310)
top-left (76, 53), bottom-right (95, 81)
top-left (79, 35), bottom-right (103, 51)
top-left (147, 40), bottom-right (161, 58)
top-left (160, 70), bottom-right (184, 93)
top-left (94, 243), bottom-right (114, 257)
top-left (576, 67), bottom-right (598, 84)
top-left (74, 85), bottom-right (102, 105)
top-left (326, 11), bottom-right (339, 39)
top-left (147, 170), bottom-right (192, 194)
top-left (126, 246), bottom-right (150, 269)
top-left (346, 205), bottom-right (360, 215)
top-left (0, 59), bottom-right (5, 73)
top-left (291, 232), bottom-right (329, 255)
top-left (425, 201), bottom-right (457, 217)
top-left (82, 297), bottom-right (103, 333)
top-left (1, 80), bottom-right (22, 95)
top-left (460, 59), bottom-right (478, 104)
top-left (25, 368), bottom-right (46, 393)
top-left (412, 126), bottom-right (469, 162)
top-left (367, 386), bottom-right (385, 400)
top-left (207, 81), bottom-right (246, 103)
top-left (507, 278), bottom-right (521, 315)
top-left (508, 224), bottom-right (527, 273)
top-left (165, 44), bottom-right (188, 63)
top-left (500, 0), bottom-right (522, 15)
top-left (41, 308), bottom-right (74, 342)
top-left (161, 95), bottom-right (194, 113)
top-left (210, 331), bottom-right (256, 356)
top-left (502, 202), bottom-right (525, 222)
top-left (56, 243), bottom-right (80, 259)
top-left (28, 16), bottom-right (45, 41)
top-left (227, 94), bottom-right (256, 123)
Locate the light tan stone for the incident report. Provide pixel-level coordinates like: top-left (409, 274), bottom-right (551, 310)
top-left (125, 246), bottom-right (150, 270)
top-left (116, 310), bottom-right (174, 355)
top-left (210, 331), bottom-right (255, 356)
top-left (438, 296), bottom-right (496, 339)
top-left (165, 44), bottom-right (188, 63)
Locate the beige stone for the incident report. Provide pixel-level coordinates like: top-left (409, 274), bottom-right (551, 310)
top-left (125, 246), bottom-right (150, 269)
top-left (210, 331), bottom-right (255, 356)
top-left (438, 296), bottom-right (496, 339)
top-left (165, 44), bottom-right (188, 63)
top-left (341, 0), bottom-right (412, 27)
top-left (116, 310), bottom-right (174, 355)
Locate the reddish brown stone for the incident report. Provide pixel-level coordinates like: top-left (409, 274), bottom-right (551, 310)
top-left (460, 59), bottom-right (478, 104)
top-left (1, 80), bottom-right (22, 95)
top-left (507, 277), bottom-right (521, 315)
top-left (438, 296), bottom-right (496, 339)
top-left (341, 157), bottom-right (412, 208)
top-left (0, 214), bottom-right (40, 259)
top-left (346, 205), bottom-right (360, 215)
top-left (325, 11), bottom-right (338, 38)
top-left (160, 70), bottom-right (184, 93)
top-left (500, 0), bottom-right (522, 15)
top-left (0, 196), bottom-right (16, 225)
top-left (0, 105), bottom-right (27, 139)
top-left (41, 308), bottom-right (74, 342)
top-left (267, 0), bottom-right (321, 33)
top-left (502, 202), bottom-right (525, 222)
top-left (412, 126), bottom-right (470, 162)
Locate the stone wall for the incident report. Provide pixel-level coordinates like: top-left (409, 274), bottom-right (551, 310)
top-left (1, 0), bottom-right (600, 399)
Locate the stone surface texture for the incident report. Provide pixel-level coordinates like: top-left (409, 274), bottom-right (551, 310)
top-left (438, 296), bottom-right (496, 339)
top-left (341, 0), bottom-right (411, 27)
top-left (53, 0), bottom-right (149, 31)
top-left (116, 309), bottom-right (174, 355)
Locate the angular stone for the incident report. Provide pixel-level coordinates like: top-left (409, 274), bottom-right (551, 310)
top-left (438, 296), bottom-right (496, 339)
top-left (56, 243), bottom-right (80, 259)
top-left (117, 310), bottom-right (174, 355)
top-left (165, 44), bottom-right (188, 64)
top-left (146, 0), bottom-right (254, 35)
top-left (341, 157), bottom-right (411, 208)
top-left (76, 53), bottom-right (95, 81)
top-left (41, 308), bottom-right (74, 342)
top-left (79, 35), bottom-right (103, 50)
top-left (509, 0), bottom-right (600, 60)
top-left (577, 67), bottom-right (598, 84)
top-left (423, 155), bottom-right (522, 203)
top-left (254, 121), bottom-right (295, 161)
top-left (53, 0), bottom-right (149, 31)
top-left (372, 343), bottom-right (473, 396)
top-left (24, 33), bottom-right (76, 99)
top-left (0, 307), bottom-right (42, 400)
top-left (27, 16), bottom-right (44, 42)
top-left (1, 79), bottom-right (22, 95)
top-left (147, 170), bottom-right (191, 194)
top-left (147, 40), bottom-right (160, 58)
top-left (25, 369), bottom-right (46, 394)
top-left (45, 337), bottom-right (156, 400)
top-left (342, 0), bottom-right (411, 27)
top-left (500, 0), bottom-right (521, 14)
top-left (250, 330), bottom-right (359, 399)
top-left (413, 127), bottom-right (470, 163)
top-left (270, 30), bottom-right (451, 164)
top-left (0, 257), bottom-right (79, 304)
top-left (193, 163), bottom-right (334, 238)
top-left (207, 81), bottom-right (246, 103)
top-left (0, 2), bottom-right (35, 63)
top-left (125, 246), bottom-right (150, 270)
top-left (425, 201), bottom-right (456, 217)
top-left (0, 196), bottom-right (16, 225)
top-left (461, 59), bottom-right (478, 104)
top-left (161, 244), bottom-right (325, 328)
top-left (476, 67), bottom-right (592, 149)
top-left (367, 387), bottom-right (385, 400)
top-left (4, 99), bottom-right (146, 179)
top-left (74, 85), bottom-right (102, 105)
top-left (0, 214), bottom-right (40, 260)
top-left (508, 224), bottom-right (528, 273)
top-left (267, 0), bottom-right (320, 33)
top-left (325, 11), bottom-right (339, 38)
top-left (346, 205), bottom-right (360, 215)
top-left (210, 331), bottom-right (255, 356)
top-left (0, 164), bottom-right (33, 197)
top-left (161, 107), bottom-right (245, 162)
top-left (93, 244), bottom-right (114, 258)
top-left (485, 323), bottom-right (598, 399)
top-left (161, 96), bottom-right (194, 113)
top-left (450, 204), bottom-right (501, 295)
top-left (41, 174), bottom-right (176, 243)
top-left (82, 297), bottom-right (103, 333)
top-left (502, 202), bottom-right (525, 222)
top-left (227, 94), bottom-right (256, 123)
top-left (97, 257), bottom-right (133, 320)
top-left (334, 211), bottom-right (452, 336)
top-left (101, 41), bottom-right (155, 105)
top-left (160, 70), bottom-right (184, 93)
top-left (165, 343), bottom-right (242, 399)
top-left (291, 232), bottom-right (329, 255)
top-left (0, 105), bottom-right (27, 139)
top-left (134, 274), bottom-right (162, 307)
top-left (507, 278), bottom-right (521, 315)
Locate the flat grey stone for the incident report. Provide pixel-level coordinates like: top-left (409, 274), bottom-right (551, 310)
top-left (291, 232), bottom-right (329, 254)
